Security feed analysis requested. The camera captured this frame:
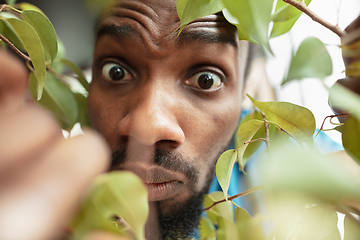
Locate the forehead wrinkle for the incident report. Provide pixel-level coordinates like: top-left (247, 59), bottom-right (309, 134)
top-left (102, 1), bottom-right (180, 40)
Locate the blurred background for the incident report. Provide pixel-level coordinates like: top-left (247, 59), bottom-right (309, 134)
top-left (0, 0), bottom-right (98, 66)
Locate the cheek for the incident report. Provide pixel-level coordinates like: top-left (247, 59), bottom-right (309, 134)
top-left (87, 85), bottom-right (119, 148)
top-left (184, 98), bottom-right (241, 158)
top-left (182, 99), bottom-right (241, 190)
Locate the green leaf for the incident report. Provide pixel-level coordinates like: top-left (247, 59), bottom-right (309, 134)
top-left (223, 0), bottom-right (273, 52)
top-left (265, 146), bottom-right (360, 201)
top-left (344, 214), bottom-right (360, 240)
top-left (329, 83), bottom-right (360, 121)
top-left (72, 171), bottom-right (148, 240)
top-left (74, 93), bottom-right (91, 128)
top-left (21, 10), bottom-right (58, 63)
top-left (235, 206), bottom-right (251, 239)
top-left (216, 149), bottom-right (237, 200)
top-left (203, 191), bottom-right (234, 224)
top-left (283, 37), bottom-right (332, 84)
top-left (222, 9), bottom-right (256, 43)
top-left (61, 59), bottom-right (89, 91)
top-left (239, 111), bottom-right (265, 160)
top-left (199, 217), bottom-right (216, 240)
top-left (71, 199), bottom-right (120, 240)
top-left (248, 95), bottom-right (315, 143)
top-left (0, 19), bottom-right (26, 52)
top-left (270, 16), bottom-right (298, 38)
top-left (216, 119), bottom-right (264, 198)
top-left (235, 119), bottom-right (265, 172)
top-left (176, 0), bottom-right (225, 33)
top-left (270, 0), bottom-right (311, 38)
top-left (272, 0), bottom-right (311, 22)
top-left (217, 217), bottom-right (239, 240)
top-left (269, 125), bottom-right (290, 150)
top-left (29, 72), bottom-right (79, 130)
top-left (15, 3), bottom-right (43, 13)
top-left (51, 39), bottom-right (67, 73)
top-left (234, 206), bottom-right (264, 240)
top-left (342, 115), bottom-right (360, 164)
top-left (334, 125), bottom-right (344, 133)
top-left (4, 18), bottom-right (46, 99)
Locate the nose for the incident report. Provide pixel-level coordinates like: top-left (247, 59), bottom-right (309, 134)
top-left (116, 81), bottom-right (185, 148)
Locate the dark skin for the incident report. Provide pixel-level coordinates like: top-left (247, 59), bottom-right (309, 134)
top-left (0, 0), bottom-right (248, 239)
top-left (89, 0), bottom-right (249, 239)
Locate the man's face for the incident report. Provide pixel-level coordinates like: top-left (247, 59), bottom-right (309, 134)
top-left (88, 0), bottom-right (248, 238)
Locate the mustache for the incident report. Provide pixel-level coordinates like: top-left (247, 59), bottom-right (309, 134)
top-left (111, 148), bottom-right (199, 183)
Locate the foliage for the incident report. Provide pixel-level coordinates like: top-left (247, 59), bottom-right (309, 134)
top-left (71, 172), bottom-right (148, 240)
top-left (1, 0), bottom-right (360, 239)
top-left (0, 1), bottom-right (88, 130)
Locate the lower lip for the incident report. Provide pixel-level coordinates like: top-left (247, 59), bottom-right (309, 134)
top-left (145, 181), bottom-right (183, 201)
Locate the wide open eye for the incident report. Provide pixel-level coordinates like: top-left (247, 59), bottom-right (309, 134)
top-left (101, 63), bottom-right (133, 82)
top-left (185, 72), bottom-right (223, 91)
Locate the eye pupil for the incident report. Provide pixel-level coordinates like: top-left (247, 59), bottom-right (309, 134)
top-left (198, 73), bottom-right (214, 89)
top-left (109, 66), bottom-right (125, 81)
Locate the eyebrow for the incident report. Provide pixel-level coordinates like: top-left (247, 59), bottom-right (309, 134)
top-left (96, 24), bottom-right (141, 41)
top-left (96, 24), bottom-right (238, 47)
top-left (177, 29), bottom-right (238, 47)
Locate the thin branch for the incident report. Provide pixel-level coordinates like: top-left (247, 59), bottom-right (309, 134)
top-left (329, 116), bottom-right (346, 125)
top-left (204, 185), bottom-right (263, 211)
top-left (0, 33), bottom-right (31, 62)
top-left (261, 112), bottom-right (271, 154)
top-left (5, 4), bottom-right (21, 14)
top-left (0, 32), bottom-right (74, 89)
top-left (283, 0), bottom-right (346, 38)
top-left (314, 114), bottom-right (348, 138)
top-left (243, 138), bottom-right (266, 145)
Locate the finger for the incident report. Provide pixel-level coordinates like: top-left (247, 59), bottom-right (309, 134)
top-left (85, 231), bottom-right (130, 240)
top-left (0, 130), bottom-right (111, 240)
top-left (0, 106), bottom-right (62, 179)
top-left (0, 49), bottom-right (28, 113)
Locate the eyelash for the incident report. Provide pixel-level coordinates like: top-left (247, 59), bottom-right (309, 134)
top-left (100, 60), bottom-right (134, 83)
top-left (184, 70), bottom-right (224, 91)
top-left (98, 59), bottom-right (226, 92)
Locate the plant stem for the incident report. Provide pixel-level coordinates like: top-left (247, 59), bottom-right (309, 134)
top-left (243, 138), bottom-right (266, 145)
top-left (315, 114), bottom-right (348, 138)
top-left (283, 0), bottom-right (346, 38)
top-left (0, 33), bottom-right (31, 62)
top-left (5, 4), bottom-right (21, 14)
top-left (204, 185), bottom-right (263, 211)
top-left (261, 112), bottom-right (272, 157)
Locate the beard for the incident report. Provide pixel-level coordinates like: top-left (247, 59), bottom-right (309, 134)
top-left (111, 148), bottom-right (217, 240)
top-left (157, 163), bottom-right (215, 240)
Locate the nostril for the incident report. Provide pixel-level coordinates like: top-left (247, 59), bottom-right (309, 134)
top-left (155, 139), bottom-right (181, 149)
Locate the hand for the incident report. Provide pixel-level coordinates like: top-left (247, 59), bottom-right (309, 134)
top-left (0, 49), bottom-right (111, 240)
